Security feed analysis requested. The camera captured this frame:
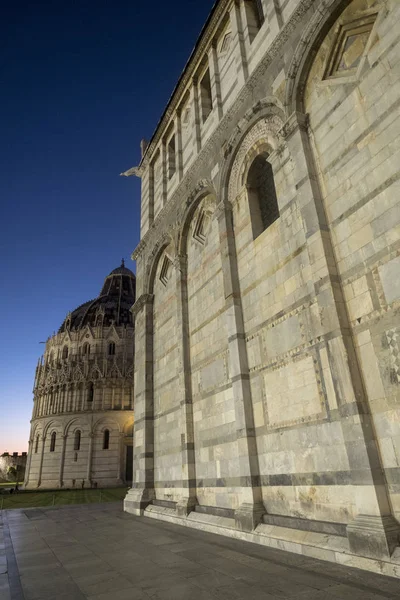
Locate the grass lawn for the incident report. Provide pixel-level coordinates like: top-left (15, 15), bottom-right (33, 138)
top-left (0, 487), bottom-right (128, 510)
top-left (0, 482), bottom-right (23, 487)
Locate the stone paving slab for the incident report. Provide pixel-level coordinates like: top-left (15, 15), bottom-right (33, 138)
top-left (1, 503), bottom-right (400, 600)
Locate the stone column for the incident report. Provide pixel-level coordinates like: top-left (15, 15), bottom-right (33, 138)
top-left (174, 255), bottom-right (197, 516)
top-left (208, 43), bottom-right (223, 120)
top-left (37, 434), bottom-right (46, 488)
top-left (124, 294), bottom-right (155, 515)
top-left (230, 1), bottom-right (248, 86)
top-left (282, 111), bottom-right (399, 560)
top-left (59, 434), bottom-right (67, 487)
top-left (216, 201), bottom-right (264, 532)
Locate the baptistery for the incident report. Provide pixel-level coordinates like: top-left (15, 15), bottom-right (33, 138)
top-left (25, 261), bottom-right (135, 489)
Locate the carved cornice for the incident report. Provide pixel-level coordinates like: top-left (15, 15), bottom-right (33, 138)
top-left (130, 0), bottom-right (317, 263)
top-left (137, 0), bottom-right (232, 169)
top-left (130, 294), bottom-right (154, 318)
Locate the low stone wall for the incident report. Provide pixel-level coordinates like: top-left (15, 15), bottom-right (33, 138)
top-left (0, 454), bottom-right (27, 483)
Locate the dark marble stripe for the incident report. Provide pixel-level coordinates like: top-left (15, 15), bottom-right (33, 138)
top-left (195, 504), bottom-right (235, 519)
top-left (331, 170), bottom-right (400, 229)
top-left (262, 513), bottom-right (347, 537)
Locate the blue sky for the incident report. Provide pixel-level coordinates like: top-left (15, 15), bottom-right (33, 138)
top-left (0, 0), bottom-right (215, 453)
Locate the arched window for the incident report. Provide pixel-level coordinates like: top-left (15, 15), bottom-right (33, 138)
top-left (108, 342), bottom-right (116, 356)
top-left (88, 383), bottom-right (94, 403)
top-left (74, 430), bottom-right (81, 451)
top-left (103, 429), bottom-right (110, 450)
top-left (35, 435), bottom-right (40, 453)
top-left (62, 346), bottom-right (68, 360)
top-left (50, 432), bottom-right (56, 452)
top-left (82, 343), bottom-right (90, 356)
top-left (246, 154), bottom-right (279, 240)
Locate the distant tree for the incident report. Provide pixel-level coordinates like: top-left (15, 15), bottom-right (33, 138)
top-left (7, 466), bottom-right (17, 481)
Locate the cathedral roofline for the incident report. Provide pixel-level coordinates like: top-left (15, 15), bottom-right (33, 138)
top-left (120, 0), bottom-right (225, 174)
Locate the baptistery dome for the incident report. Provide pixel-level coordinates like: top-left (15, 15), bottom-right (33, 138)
top-left (59, 260), bottom-right (136, 332)
top-left (25, 262), bottom-right (136, 490)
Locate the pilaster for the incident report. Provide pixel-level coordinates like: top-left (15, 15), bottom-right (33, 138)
top-left (239, 0), bottom-right (252, 64)
top-left (191, 80), bottom-right (202, 154)
top-left (208, 43), bottom-right (223, 121)
top-left (174, 254), bottom-right (197, 517)
top-left (148, 162), bottom-right (155, 227)
top-left (216, 201), bottom-right (264, 532)
top-left (262, 0), bottom-right (283, 35)
top-left (124, 294), bottom-right (155, 515)
top-left (161, 140), bottom-right (167, 206)
top-left (230, 1), bottom-right (248, 86)
top-left (282, 111), bottom-right (400, 560)
top-left (176, 109), bottom-right (183, 181)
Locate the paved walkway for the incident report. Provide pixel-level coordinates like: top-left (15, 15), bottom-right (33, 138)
top-left (1, 503), bottom-right (399, 600)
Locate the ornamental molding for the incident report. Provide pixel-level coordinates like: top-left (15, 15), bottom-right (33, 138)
top-left (131, 0), bottom-right (318, 263)
top-left (284, 0), bottom-right (365, 113)
top-left (138, 0), bottom-right (317, 170)
top-left (130, 294), bottom-right (154, 318)
top-left (227, 115), bottom-right (285, 203)
top-left (280, 111), bottom-right (309, 140)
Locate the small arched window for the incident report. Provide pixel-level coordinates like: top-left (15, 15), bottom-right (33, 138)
top-left (82, 343), bottom-right (90, 356)
top-left (88, 383), bottom-right (94, 403)
top-left (108, 342), bottom-right (116, 356)
top-left (247, 154), bottom-right (279, 240)
top-left (74, 430), bottom-right (81, 451)
top-left (103, 429), bottom-right (110, 450)
top-left (50, 432), bottom-right (56, 452)
top-left (35, 435), bottom-right (40, 453)
top-left (62, 346), bottom-right (69, 360)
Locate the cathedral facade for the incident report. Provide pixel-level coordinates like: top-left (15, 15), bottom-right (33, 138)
top-left (25, 263), bottom-right (135, 489)
top-left (124, 0), bottom-right (400, 575)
